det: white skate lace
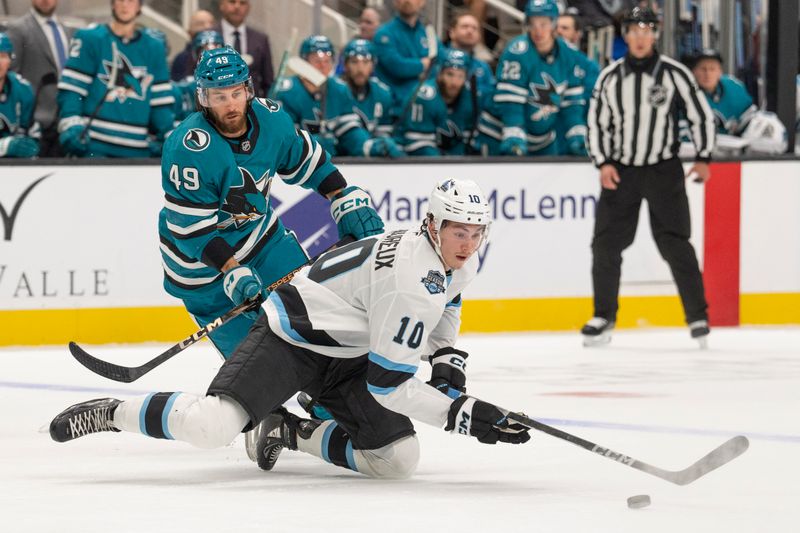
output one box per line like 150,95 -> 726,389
68,406 -> 115,438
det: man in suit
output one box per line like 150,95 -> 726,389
6,0 -> 73,157
215,0 -> 273,97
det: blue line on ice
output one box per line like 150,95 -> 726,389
5,379 -> 798,444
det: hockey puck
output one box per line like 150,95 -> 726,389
627,494 -> 651,509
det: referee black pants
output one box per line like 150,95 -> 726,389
590,158 -> 708,324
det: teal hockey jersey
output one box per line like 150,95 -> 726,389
492,35 -> 587,155
0,71 -> 36,138
373,15 -> 436,103
158,97 -> 344,295
171,76 -> 197,125
58,24 -> 175,157
274,75 -> 373,157
703,75 -> 757,134
395,79 -> 478,156
347,77 -> 395,138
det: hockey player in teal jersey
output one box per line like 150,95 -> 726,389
159,46 -> 384,360
395,48 -> 480,156
341,38 -> 398,141
57,0 -> 175,157
373,0 -> 437,104
274,35 -> 402,158
478,0 -> 588,156
0,32 -> 39,158
691,49 -> 757,135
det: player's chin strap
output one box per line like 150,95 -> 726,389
424,224 -> 448,268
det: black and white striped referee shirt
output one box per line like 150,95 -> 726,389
588,53 -> 716,167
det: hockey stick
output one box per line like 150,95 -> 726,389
286,56 -> 330,135
79,40 -> 119,143
392,24 -> 438,128
505,411 -> 749,486
267,27 -> 298,100
68,236 -> 355,383
464,71 -> 479,155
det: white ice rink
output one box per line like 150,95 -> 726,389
2,327 -> 798,533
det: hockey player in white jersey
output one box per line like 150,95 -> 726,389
50,179 -> 530,479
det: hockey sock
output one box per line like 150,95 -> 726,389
113,392 -> 183,439
296,420 -> 358,472
114,393 -> 249,448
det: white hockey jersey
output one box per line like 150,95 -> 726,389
263,229 -> 478,428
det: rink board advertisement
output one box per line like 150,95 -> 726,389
0,160 -> 798,345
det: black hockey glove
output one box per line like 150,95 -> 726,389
445,396 -> 530,445
427,347 -> 468,399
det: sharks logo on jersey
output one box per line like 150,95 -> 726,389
182,129 -> 211,152
353,105 -> 376,133
0,113 -> 12,136
300,107 -> 324,135
100,51 -> 154,103
436,120 -> 462,152
528,73 -> 565,121
219,167 -> 270,229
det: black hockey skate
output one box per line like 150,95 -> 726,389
689,320 -> 710,349
581,317 -> 615,347
256,407 -> 321,471
49,398 -> 121,442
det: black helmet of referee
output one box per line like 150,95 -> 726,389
622,6 -> 659,30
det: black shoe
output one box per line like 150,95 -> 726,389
255,407 -> 321,471
581,317 -> 615,346
689,320 -> 710,349
50,398 -> 121,443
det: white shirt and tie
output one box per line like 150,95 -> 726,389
220,19 -> 248,55
31,9 -> 69,70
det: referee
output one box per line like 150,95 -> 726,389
583,6 -> 716,348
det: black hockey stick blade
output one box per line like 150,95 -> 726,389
506,412 -> 749,486
68,299 -> 259,383
67,236 -> 355,383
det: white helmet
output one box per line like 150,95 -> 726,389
742,111 -> 787,154
426,178 -> 491,259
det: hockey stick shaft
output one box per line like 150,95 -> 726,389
267,27 -> 298,100
392,25 -> 438,128
505,411 -> 749,485
80,41 -> 118,142
69,236 -> 355,383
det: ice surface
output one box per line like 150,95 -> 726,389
2,327 -> 798,532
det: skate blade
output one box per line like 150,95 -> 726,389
583,333 -> 612,347
244,421 -> 264,462
696,336 -> 709,350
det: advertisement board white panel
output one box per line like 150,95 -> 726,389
0,162 -> 709,311
740,161 -> 800,293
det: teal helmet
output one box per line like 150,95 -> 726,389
525,0 -> 560,20
195,46 -> 254,107
300,35 -> 335,58
440,48 -> 468,71
193,30 -> 224,53
342,38 -> 374,62
144,27 -> 169,55
0,32 -> 14,57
